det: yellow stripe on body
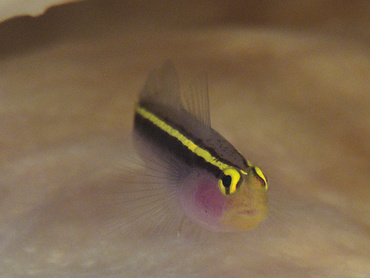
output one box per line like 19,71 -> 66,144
135,105 -> 248,175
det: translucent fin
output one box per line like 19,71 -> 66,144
93,148 -> 184,239
91,143 -> 221,242
182,74 -> 211,128
139,60 -> 182,111
140,61 -> 211,129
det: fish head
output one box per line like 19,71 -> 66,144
180,166 -> 268,232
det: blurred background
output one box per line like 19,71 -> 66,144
0,1 -> 369,277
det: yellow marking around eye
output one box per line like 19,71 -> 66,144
136,105 -> 248,175
224,168 -> 241,195
254,166 -> 268,189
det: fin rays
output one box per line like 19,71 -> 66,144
140,61 -> 211,129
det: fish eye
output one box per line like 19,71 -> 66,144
222,175 -> 232,187
218,168 -> 241,196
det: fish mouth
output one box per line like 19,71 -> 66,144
220,207 -> 265,231
237,209 -> 256,216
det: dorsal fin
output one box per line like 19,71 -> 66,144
182,75 -> 211,128
139,61 -> 182,112
139,61 -> 211,129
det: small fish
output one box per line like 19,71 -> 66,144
129,61 -> 268,233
